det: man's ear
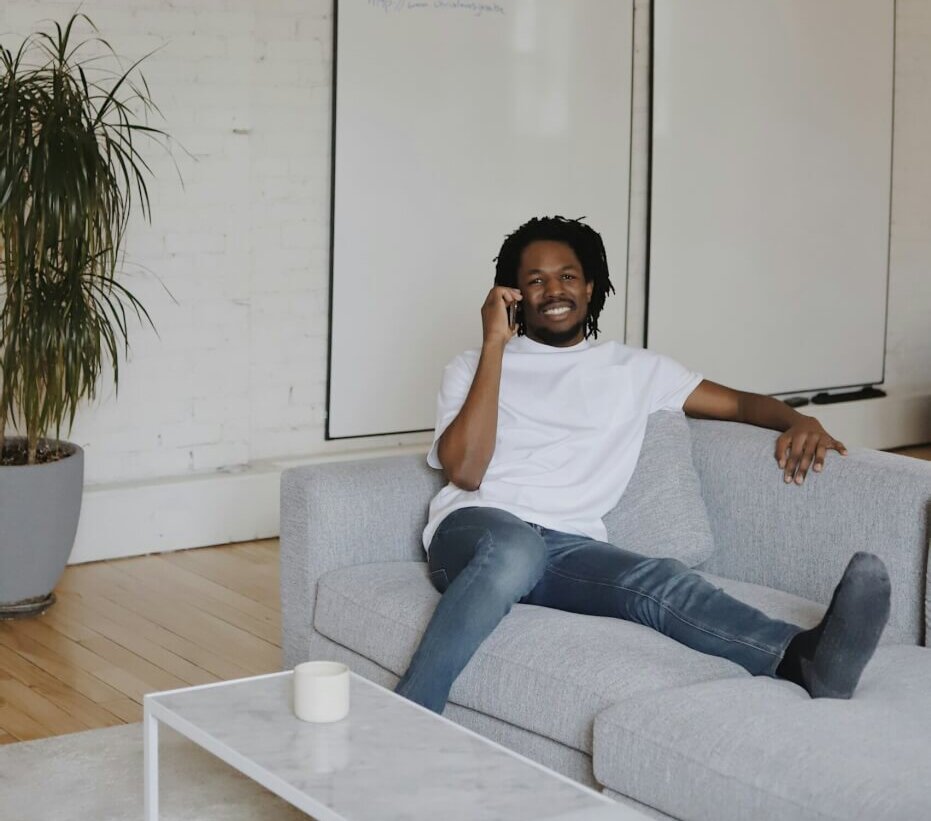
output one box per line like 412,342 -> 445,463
586,280 -> 594,300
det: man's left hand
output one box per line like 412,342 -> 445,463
775,418 -> 847,485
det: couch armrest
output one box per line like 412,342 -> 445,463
280,453 -> 442,668
687,418 -> 931,645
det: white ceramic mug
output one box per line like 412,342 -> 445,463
293,661 -> 350,723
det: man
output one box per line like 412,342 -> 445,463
394,215 -> 891,715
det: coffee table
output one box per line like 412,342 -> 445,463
144,669 -> 651,820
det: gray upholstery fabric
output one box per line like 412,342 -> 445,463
313,560 -> 757,754
280,414 -> 719,669
280,420 -> 931,820
593,644 -> 931,821
306,631 -> 599,789
687,418 -> 931,646
280,452 -> 441,669
604,411 -> 716,567
600,790 -> 678,821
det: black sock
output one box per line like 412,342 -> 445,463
776,623 -> 822,686
775,552 -> 890,699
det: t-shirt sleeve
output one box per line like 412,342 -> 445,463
427,354 -> 476,470
644,349 -> 704,414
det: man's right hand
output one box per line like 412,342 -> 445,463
482,286 -> 523,347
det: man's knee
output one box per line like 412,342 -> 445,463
476,517 -> 547,597
634,556 -> 691,588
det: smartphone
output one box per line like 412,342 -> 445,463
507,302 -> 519,329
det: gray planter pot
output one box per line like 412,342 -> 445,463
0,438 -> 84,618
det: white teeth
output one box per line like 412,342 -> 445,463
543,306 -> 571,316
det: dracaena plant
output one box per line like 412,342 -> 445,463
0,13 -> 169,465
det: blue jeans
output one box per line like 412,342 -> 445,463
395,506 -> 801,713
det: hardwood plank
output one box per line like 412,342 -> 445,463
108,559 -> 280,645
0,644 -> 125,730
0,620 -> 159,704
2,619 -> 111,673
162,548 -> 278,604
0,701 -> 49,742
78,635 -> 189,693
32,607 -> 99,643
117,552 -> 279,624
0,679 -> 87,735
54,589 -> 254,682
0,625 -> 125,704
235,540 -> 279,560
47,595 -> 218,687
99,697 -> 143,723
0,538 -> 283,741
60,564 -> 280,673
888,443 -> 931,461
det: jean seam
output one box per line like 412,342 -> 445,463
542,564 -> 782,658
404,528 -> 495,694
435,523 -> 491,537
428,567 -> 449,588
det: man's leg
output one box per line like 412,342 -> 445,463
523,532 -> 798,676
775,551 -> 890,698
394,507 -> 547,713
523,531 -> 890,696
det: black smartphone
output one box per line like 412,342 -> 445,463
507,302 -> 519,329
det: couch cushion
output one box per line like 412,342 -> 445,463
603,411 -> 716,567
312,561 -> 828,754
593,644 -> 931,821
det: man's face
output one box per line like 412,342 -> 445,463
516,240 -> 594,347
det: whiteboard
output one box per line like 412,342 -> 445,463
648,0 -> 893,396
328,0 -> 634,439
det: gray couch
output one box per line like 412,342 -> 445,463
280,415 -> 931,821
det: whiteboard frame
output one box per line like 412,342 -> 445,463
326,0 -> 636,440
645,0 -> 895,398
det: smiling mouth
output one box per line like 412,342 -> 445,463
541,304 -> 573,319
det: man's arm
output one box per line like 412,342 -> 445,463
437,285 -> 522,491
682,379 -> 847,485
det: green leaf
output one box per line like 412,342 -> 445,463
0,12 -> 177,447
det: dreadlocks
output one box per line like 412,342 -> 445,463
492,215 -> 616,339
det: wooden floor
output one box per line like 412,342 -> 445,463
1,443 -> 929,745
0,540 -> 280,745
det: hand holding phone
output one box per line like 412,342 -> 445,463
482,287 -> 522,345
507,301 -> 519,330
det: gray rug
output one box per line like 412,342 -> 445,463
0,722 -> 310,820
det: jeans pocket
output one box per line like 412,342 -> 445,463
428,567 -> 450,594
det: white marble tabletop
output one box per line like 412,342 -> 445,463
149,670 -> 644,821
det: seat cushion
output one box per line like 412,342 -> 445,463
603,410 -> 716,567
313,561 -> 825,755
593,644 -> 931,821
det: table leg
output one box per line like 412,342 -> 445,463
144,705 -> 159,821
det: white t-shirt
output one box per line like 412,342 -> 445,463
422,334 -> 703,552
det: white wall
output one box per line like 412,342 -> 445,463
1,0 -> 928,559
3,0 -> 432,490
886,0 -> 931,391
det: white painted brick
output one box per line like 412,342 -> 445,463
2,0 -> 926,492
156,421 -> 225,449
190,441 -> 250,472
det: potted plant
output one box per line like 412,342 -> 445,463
0,14 -> 169,617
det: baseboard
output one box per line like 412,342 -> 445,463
68,385 -> 931,564
802,384 -> 931,451
67,444 -> 430,564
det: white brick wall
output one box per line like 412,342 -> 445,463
2,0 -> 928,490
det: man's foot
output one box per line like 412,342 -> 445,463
776,552 -> 891,699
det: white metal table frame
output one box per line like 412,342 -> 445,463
143,670 -> 632,821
